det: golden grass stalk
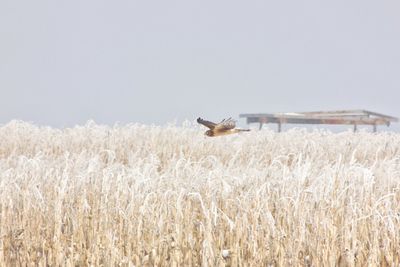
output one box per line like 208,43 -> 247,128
0,121 -> 399,266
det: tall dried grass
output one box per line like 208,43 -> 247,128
0,121 -> 400,266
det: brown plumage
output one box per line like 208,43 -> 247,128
197,117 -> 250,137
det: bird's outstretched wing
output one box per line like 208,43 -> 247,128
215,118 -> 236,131
197,117 -> 217,129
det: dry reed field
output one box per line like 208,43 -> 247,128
0,121 -> 400,266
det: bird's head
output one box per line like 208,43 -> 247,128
205,130 -> 214,137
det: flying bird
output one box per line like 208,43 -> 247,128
197,117 -> 250,137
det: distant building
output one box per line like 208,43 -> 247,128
240,110 -> 399,132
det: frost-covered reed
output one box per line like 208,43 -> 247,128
0,121 -> 399,266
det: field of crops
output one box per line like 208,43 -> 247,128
0,121 -> 399,266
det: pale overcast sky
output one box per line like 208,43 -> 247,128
1,1 -> 399,131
